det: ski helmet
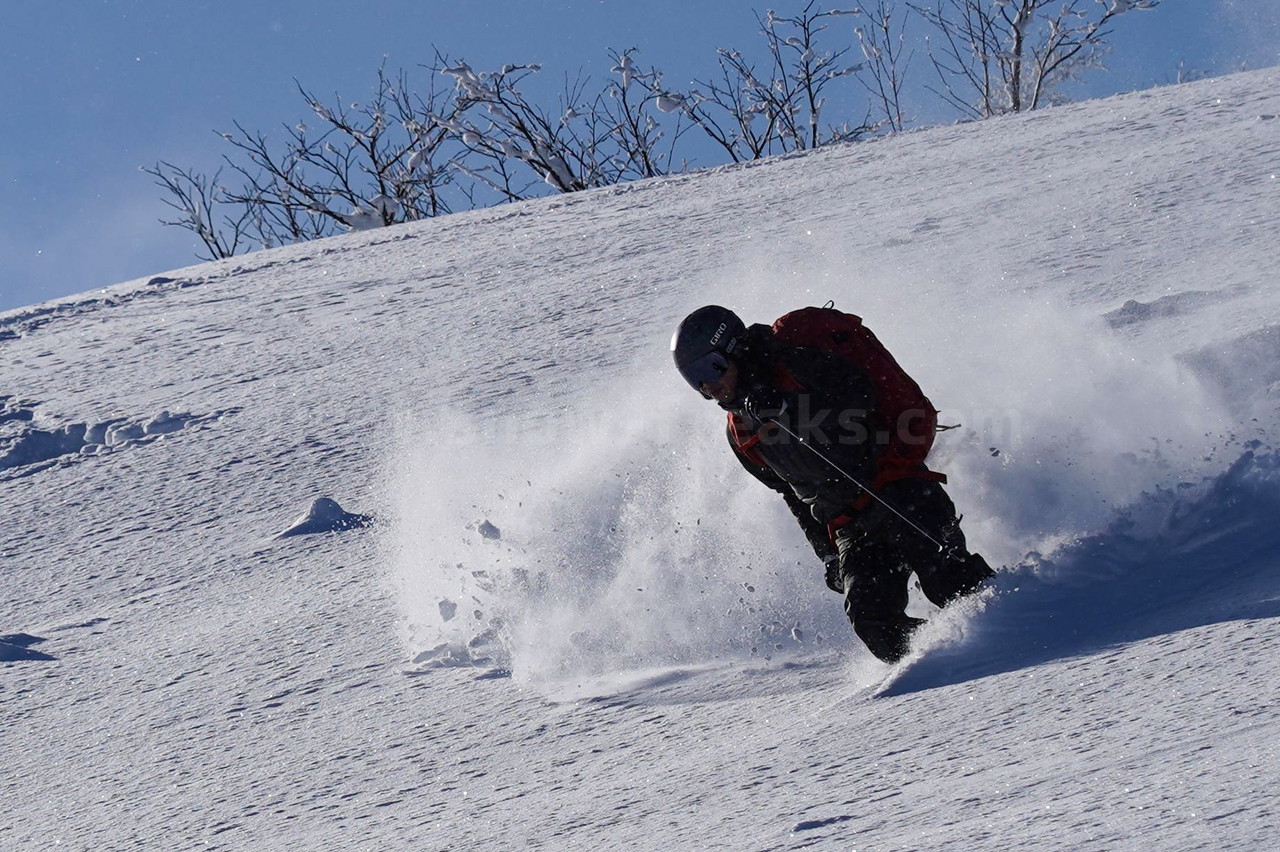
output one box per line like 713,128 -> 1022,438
671,305 -> 746,391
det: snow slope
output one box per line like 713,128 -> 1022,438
2,68 -> 1279,849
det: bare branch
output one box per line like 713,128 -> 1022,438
142,162 -> 252,260
910,0 -> 1159,117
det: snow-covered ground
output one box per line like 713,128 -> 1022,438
2,68 -> 1279,849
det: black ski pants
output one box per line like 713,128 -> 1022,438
833,478 -> 993,663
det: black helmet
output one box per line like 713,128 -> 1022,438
671,305 -> 745,391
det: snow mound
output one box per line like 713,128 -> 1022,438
275,497 -> 373,539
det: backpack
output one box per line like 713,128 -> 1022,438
769,305 -> 941,480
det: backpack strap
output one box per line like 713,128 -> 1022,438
727,412 -> 775,467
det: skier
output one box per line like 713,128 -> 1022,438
671,304 -> 993,663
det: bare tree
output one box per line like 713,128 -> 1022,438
438,60 -> 587,198
435,49 -> 683,203
912,0 -> 1160,118
150,60 -> 468,253
854,1 -> 915,133
660,2 -> 876,162
217,60 -> 467,246
595,49 -> 687,180
150,51 -> 685,255
150,3 -> 1167,261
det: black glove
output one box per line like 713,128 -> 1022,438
823,554 -> 844,594
743,387 -> 788,422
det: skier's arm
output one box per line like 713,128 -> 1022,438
782,491 -> 839,562
727,434 -> 837,561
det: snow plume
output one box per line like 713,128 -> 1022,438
701,236 -> 1244,572
383,233 -> 1258,687
382,363 -> 853,687
918,296 -> 1238,567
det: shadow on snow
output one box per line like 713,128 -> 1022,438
883,449 -> 1280,696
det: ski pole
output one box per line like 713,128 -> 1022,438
764,416 -> 946,553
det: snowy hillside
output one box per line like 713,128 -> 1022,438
3,68 -> 1279,849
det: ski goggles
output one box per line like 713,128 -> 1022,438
679,350 -> 730,391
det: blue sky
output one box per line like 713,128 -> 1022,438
2,0 -> 1277,312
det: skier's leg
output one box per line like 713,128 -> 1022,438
835,524 -> 923,663
886,480 -> 994,607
